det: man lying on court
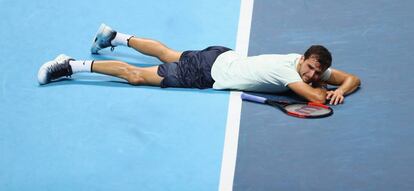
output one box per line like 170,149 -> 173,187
37,24 -> 361,105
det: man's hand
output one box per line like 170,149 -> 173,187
324,68 -> 361,105
326,89 -> 344,105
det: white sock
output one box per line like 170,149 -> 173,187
69,60 -> 93,73
111,32 -> 133,47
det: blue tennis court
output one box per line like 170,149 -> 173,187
1,0 -> 414,190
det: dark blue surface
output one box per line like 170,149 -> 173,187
234,0 -> 414,190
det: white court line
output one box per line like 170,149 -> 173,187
218,0 -> 254,191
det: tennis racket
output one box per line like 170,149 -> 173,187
241,93 -> 333,118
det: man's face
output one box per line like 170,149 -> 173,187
298,55 -> 325,83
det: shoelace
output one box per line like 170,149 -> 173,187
109,31 -> 117,52
48,61 -> 72,79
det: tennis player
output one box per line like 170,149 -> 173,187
37,24 -> 361,105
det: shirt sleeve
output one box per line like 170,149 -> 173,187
277,66 -> 302,86
321,68 -> 332,81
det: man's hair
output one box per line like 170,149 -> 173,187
304,45 -> 332,70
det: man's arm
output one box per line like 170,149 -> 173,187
324,68 -> 361,105
287,69 -> 361,104
288,82 -> 328,103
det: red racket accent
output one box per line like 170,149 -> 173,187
308,102 -> 329,109
287,111 -> 305,118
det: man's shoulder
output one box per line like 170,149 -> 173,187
253,53 -> 302,57
250,53 -> 302,64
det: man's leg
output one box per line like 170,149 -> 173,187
37,54 -> 163,86
92,60 -> 163,86
128,37 -> 182,63
91,24 -> 182,63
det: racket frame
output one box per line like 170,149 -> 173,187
242,93 -> 333,118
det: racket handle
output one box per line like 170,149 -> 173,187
241,93 -> 267,103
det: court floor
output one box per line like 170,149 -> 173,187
1,0 -> 414,191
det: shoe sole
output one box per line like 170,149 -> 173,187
90,23 -> 108,54
38,61 -> 53,85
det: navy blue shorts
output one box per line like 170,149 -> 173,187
157,46 -> 231,89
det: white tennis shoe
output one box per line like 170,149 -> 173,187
90,23 -> 117,54
37,54 -> 74,85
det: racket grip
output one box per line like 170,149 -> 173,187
241,93 -> 267,103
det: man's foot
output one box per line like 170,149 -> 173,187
90,23 -> 117,54
37,54 -> 74,85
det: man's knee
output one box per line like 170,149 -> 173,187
126,69 -> 145,85
127,77 -> 144,85
125,66 -> 162,86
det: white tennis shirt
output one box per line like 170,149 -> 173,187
211,51 -> 331,93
